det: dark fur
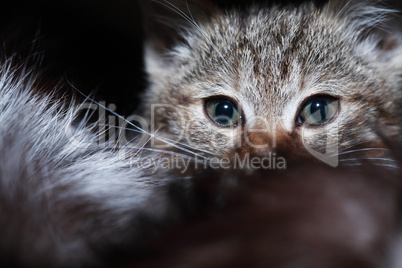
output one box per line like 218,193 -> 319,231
129,161 -> 402,268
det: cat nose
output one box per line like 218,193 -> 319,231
245,132 -> 275,150
243,130 -> 297,159
237,132 -> 276,158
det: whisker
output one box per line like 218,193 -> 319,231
372,163 -> 399,169
99,124 -> 145,135
98,124 -> 216,156
335,0 -> 353,19
136,127 -> 163,153
339,157 -> 397,162
343,162 -> 399,169
336,140 -> 373,152
68,82 -> 211,160
126,147 -> 203,163
333,147 -> 390,157
185,0 -> 195,22
156,136 -> 215,156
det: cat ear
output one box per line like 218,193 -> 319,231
325,0 -> 402,75
140,0 -> 217,82
323,0 -> 398,39
140,0 -> 216,53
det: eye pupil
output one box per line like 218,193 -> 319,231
298,96 -> 338,126
215,101 -> 234,124
205,98 -> 240,127
310,100 -> 327,121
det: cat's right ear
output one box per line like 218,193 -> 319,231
140,0 -> 216,53
140,0 -> 217,82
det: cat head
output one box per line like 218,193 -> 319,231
140,0 -> 402,167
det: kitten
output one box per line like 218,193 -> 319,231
0,0 -> 401,267
135,0 -> 402,266
141,0 -> 402,169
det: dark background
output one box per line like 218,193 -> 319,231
0,0 -> 399,115
0,0 -> 146,115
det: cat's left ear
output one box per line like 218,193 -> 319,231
368,25 -> 402,84
367,3 -> 402,66
327,0 -> 402,74
338,1 -> 402,82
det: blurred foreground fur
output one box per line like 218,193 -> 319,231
132,160 -> 402,268
0,62 -> 184,267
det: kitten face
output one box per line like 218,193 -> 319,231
142,1 -> 402,165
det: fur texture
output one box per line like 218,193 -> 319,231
142,0 -> 402,166
0,63 -> 181,266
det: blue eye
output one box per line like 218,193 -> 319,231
298,96 -> 339,126
205,98 -> 240,127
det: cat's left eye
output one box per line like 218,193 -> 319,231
298,96 -> 339,126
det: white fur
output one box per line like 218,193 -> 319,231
0,63 -> 176,266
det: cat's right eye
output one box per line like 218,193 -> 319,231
205,98 -> 241,127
